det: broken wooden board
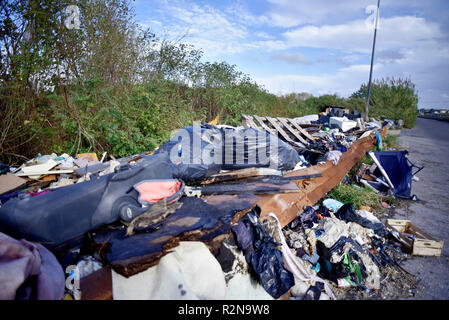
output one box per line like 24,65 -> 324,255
241,115 -> 324,153
0,173 -> 27,195
255,126 -> 387,228
80,266 -> 113,300
198,178 -> 300,195
253,115 -> 276,134
265,116 -> 307,149
15,169 -> 74,177
91,194 -> 259,278
201,169 -> 322,186
200,167 -> 281,185
287,118 -> 316,141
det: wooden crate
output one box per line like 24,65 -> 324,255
386,219 -> 444,256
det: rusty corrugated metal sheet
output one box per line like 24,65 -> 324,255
257,127 -> 387,228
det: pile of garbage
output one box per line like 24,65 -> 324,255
271,108 -> 390,167
0,107 -> 415,300
278,198 -> 419,299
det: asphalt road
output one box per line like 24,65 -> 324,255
390,118 -> 449,300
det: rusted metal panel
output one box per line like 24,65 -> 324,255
80,266 -> 113,300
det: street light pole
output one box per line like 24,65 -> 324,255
365,0 -> 381,122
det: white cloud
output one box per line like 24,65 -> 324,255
257,39 -> 449,108
264,0 -> 433,28
226,2 -> 270,26
283,16 -> 443,53
266,0 -> 373,27
152,2 -> 249,57
136,0 -> 449,107
255,63 -> 374,97
253,39 -> 289,51
256,32 -> 273,39
271,52 -> 312,65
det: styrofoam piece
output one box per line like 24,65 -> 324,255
329,117 -> 357,132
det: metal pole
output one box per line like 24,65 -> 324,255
365,0 -> 380,122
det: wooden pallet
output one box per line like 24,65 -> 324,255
242,115 -> 322,153
387,219 -> 444,256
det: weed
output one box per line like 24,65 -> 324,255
327,183 -> 383,210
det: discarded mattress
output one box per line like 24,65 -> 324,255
111,241 -> 227,300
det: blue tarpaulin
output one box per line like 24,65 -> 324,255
369,150 -> 423,199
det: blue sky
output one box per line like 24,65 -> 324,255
133,0 -> 449,109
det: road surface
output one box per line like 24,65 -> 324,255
390,117 -> 449,300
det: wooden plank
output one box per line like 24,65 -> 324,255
15,169 -> 74,177
253,115 -> 276,134
91,195 -> 259,279
265,116 -> 292,141
198,179 -> 300,195
408,225 -> 437,241
288,118 -> 315,141
200,167 -> 281,185
277,117 -> 310,146
242,115 -> 259,129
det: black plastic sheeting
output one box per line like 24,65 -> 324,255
231,206 -> 294,299
155,123 -> 301,182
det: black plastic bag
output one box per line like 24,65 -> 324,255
156,124 -> 301,183
232,206 -> 294,298
220,127 -> 300,171
155,124 -> 223,182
